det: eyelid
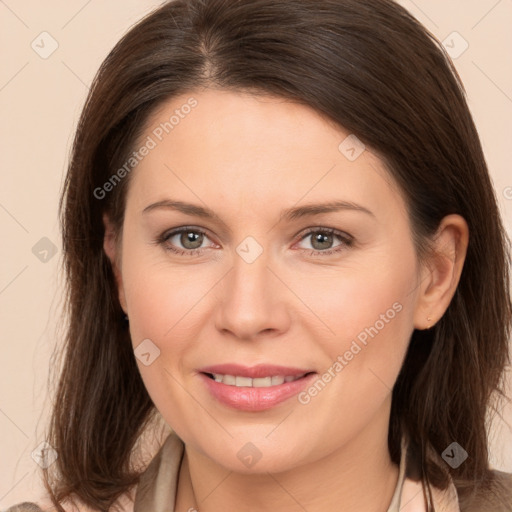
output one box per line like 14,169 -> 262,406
157,225 -> 217,250
156,225 -> 354,256
292,226 -> 354,254
294,226 -> 353,243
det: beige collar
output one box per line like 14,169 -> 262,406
387,434 -> 460,512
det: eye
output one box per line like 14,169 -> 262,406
156,226 -> 216,255
295,228 -> 353,256
155,226 -> 353,257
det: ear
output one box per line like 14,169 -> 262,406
413,214 -> 469,330
103,213 -> 128,314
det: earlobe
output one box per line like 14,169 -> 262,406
102,213 -> 128,314
413,214 -> 469,330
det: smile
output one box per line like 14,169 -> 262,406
198,365 -> 317,411
205,373 -> 309,387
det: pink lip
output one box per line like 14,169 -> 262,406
197,364 -> 317,411
198,363 -> 313,378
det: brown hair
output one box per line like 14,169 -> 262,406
44,0 -> 511,510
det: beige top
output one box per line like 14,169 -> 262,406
133,431 -> 461,512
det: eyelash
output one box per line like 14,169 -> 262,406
154,226 -> 354,258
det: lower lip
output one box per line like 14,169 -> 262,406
199,372 -> 317,411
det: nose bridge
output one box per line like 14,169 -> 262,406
215,240 -> 289,339
233,244 -> 270,299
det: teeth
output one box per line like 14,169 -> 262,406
222,374 -> 236,385
210,373 -> 306,387
253,377 -> 272,387
235,376 -> 252,387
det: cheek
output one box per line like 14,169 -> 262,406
120,248 -> 218,430
290,283 -> 415,445
293,247 -> 417,403
294,246 -> 416,350
121,241 -> 215,351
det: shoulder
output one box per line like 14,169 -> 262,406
492,469 -> 512,485
457,470 -> 512,512
3,504 -> 44,512
4,487 -> 136,512
491,470 -> 512,500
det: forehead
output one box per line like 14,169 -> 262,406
125,88 -> 407,222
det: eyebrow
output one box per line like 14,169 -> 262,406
142,199 -> 374,221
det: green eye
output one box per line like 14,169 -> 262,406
155,226 -> 353,258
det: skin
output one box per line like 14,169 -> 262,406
103,89 -> 469,512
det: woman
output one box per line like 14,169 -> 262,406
7,0 -> 512,510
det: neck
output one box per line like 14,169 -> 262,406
175,398 -> 399,512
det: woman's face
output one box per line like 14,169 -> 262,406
110,89 -> 426,473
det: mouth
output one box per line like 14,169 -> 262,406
202,372 -> 314,387
197,364 -> 317,411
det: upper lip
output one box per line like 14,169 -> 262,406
198,364 -> 315,379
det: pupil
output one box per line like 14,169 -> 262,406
181,231 -> 203,249
312,232 -> 332,250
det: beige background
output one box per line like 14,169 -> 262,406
1,0 -> 511,508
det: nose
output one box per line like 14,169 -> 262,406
214,248 -> 291,341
